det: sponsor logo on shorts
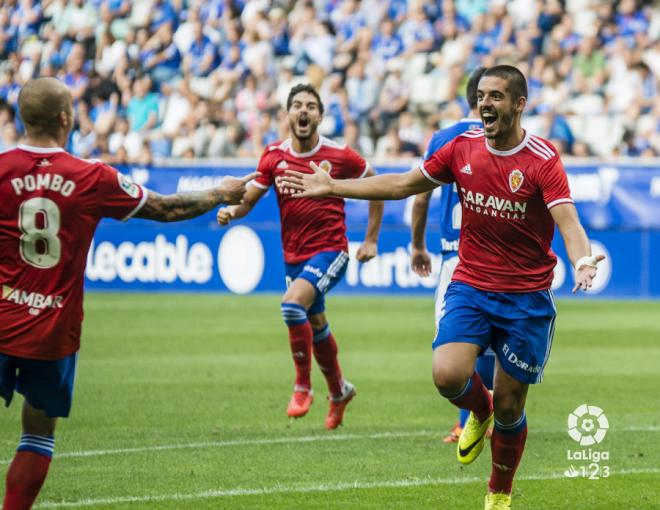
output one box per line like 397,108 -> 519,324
502,343 -> 541,374
303,265 -> 324,278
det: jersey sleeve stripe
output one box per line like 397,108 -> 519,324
358,162 -> 370,179
526,144 -> 551,161
546,197 -> 574,209
250,180 -> 269,189
530,136 -> 555,157
419,164 -> 447,185
122,186 -> 149,221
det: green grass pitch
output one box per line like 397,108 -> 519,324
1,294 -> 658,509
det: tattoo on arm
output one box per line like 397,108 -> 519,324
135,190 -> 224,222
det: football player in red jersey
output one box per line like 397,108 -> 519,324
0,78 -> 255,510
281,66 -> 603,510
217,84 -> 383,429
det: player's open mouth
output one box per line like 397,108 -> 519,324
298,117 -> 310,129
481,112 -> 497,128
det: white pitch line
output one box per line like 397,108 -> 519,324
2,426 -> 659,466
0,430 -> 436,465
34,468 -> 660,509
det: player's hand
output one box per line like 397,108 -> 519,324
572,254 -> 605,293
280,162 -> 333,198
219,172 -> 258,205
411,248 -> 432,277
356,241 -> 378,262
217,206 -> 236,226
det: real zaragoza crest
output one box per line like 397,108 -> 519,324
508,169 -> 524,193
318,160 -> 333,175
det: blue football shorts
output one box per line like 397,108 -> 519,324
433,281 -> 556,384
0,352 -> 78,418
285,250 -> 349,315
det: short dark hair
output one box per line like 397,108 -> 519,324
466,66 -> 487,109
286,84 -> 324,115
481,65 -> 528,101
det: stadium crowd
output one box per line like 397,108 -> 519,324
0,0 -> 659,164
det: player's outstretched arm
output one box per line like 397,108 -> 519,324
356,166 -> 384,262
410,191 -> 433,277
136,172 -> 257,222
551,203 -> 605,292
217,184 -> 267,226
281,163 -> 440,200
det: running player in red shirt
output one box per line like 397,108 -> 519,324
217,84 -> 383,430
281,66 -> 603,510
0,78 -> 255,510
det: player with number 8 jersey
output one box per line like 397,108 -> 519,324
1,77 -> 255,510
0,146 -> 148,359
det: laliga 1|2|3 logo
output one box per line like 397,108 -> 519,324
564,404 -> 610,480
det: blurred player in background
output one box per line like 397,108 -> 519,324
280,66 -> 604,509
0,77 -> 254,510
410,67 -> 495,444
217,84 -> 383,430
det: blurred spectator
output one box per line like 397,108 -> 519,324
398,2 -> 435,55
617,128 -> 657,157
345,59 -> 379,122
375,124 -> 421,158
13,0 -> 42,40
537,107 -> 575,155
70,102 -> 98,158
149,0 -> 178,34
143,27 -> 181,88
95,29 -> 127,78
371,18 -> 404,64
235,72 -> 268,136
573,35 -> 606,95
0,121 -> 18,151
182,21 -> 217,77
89,91 -> 119,136
320,73 -> 350,138
127,75 -> 159,133
54,0 -> 97,51
343,119 -> 374,157
61,43 -> 89,102
290,19 -> 335,74
615,0 -> 649,47
398,110 -> 423,149
369,66 -> 409,137
269,7 -> 290,56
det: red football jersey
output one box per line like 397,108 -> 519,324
253,136 -> 369,264
421,130 -> 573,292
0,145 -> 147,360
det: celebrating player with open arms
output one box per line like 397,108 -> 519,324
0,77 -> 255,510
217,84 -> 383,430
281,66 -> 603,509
